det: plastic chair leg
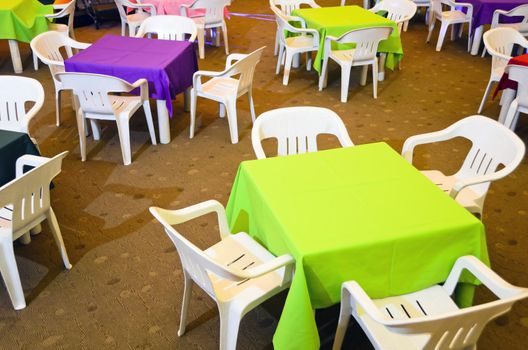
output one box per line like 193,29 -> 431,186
0,238 -> 26,310
115,116 -> 132,165
178,273 -> 193,336
121,22 -> 126,36
222,22 -> 229,55
283,51 -> 293,86
218,304 -> 241,350
436,22 -> 449,51
478,80 -> 494,114
319,57 -> 329,91
372,62 -> 378,99
503,100 -> 520,131
33,52 -> 39,71
274,29 -> 279,56
219,102 -> 225,118
55,90 -> 62,127
332,292 -> 352,350
189,90 -> 197,138
276,45 -> 285,75
143,101 -> 157,145
47,208 -> 72,270
197,27 -> 205,59
225,99 -> 239,144
76,112 -> 87,162
306,52 -> 312,71
248,91 -> 256,123
340,64 -> 352,103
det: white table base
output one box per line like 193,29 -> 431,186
470,25 -> 484,56
156,87 -> 191,144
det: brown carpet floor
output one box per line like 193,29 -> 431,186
0,0 -> 527,348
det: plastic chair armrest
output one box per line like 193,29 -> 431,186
231,254 -> 294,280
193,70 -> 226,90
442,256 -> 528,299
342,281 -> 392,324
68,40 -> 91,50
130,78 -> 149,102
226,53 -> 248,68
401,128 -> 457,163
16,155 -> 49,178
449,165 -> 521,198
149,200 -> 231,238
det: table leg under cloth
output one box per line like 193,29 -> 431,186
470,25 -> 484,56
8,40 -> 22,74
156,88 -> 191,144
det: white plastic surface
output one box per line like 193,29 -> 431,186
0,152 -> 72,310
114,0 -> 156,36
136,15 -> 198,42
251,106 -> 354,158
426,0 -> 473,52
369,0 -> 417,33
190,47 -> 265,144
503,65 -> 528,131
149,200 -> 294,350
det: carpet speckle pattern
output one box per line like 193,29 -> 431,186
0,0 -> 527,349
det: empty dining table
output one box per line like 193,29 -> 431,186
0,0 -> 52,73
226,142 -> 488,350
64,35 -> 198,144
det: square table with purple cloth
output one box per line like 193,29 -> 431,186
64,35 -> 198,117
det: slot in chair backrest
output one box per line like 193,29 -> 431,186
225,47 -> 265,96
0,76 -> 44,134
330,26 -> 393,62
448,116 -> 525,196
252,107 -> 354,158
371,0 -> 417,32
149,206 -> 240,298
508,64 -> 528,108
186,0 -> 230,26
492,4 -> 528,30
0,152 -> 67,234
57,72 -> 137,115
270,0 -> 318,15
483,27 -> 528,73
136,15 -> 198,41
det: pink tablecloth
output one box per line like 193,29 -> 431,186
132,0 -> 229,18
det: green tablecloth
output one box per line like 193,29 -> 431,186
226,143 -> 488,350
292,5 -> 404,73
0,0 -> 52,43
0,130 -> 40,186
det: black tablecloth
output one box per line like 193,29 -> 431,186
0,130 -> 40,187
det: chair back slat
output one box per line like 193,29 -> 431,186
0,152 -> 67,234
136,15 -> 197,41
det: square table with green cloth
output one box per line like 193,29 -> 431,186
226,142 -> 488,350
0,130 -> 41,187
0,0 -> 52,43
291,5 -> 403,74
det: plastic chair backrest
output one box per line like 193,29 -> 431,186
0,76 -> 44,134
483,27 -> 527,73
371,0 -> 417,29
270,0 -> 317,15
149,207 -> 240,298
430,0 -> 456,17
225,47 -> 265,95
508,65 -> 528,108
114,0 -> 143,21
187,0 -> 230,26
331,27 -> 393,61
0,152 -> 67,234
252,106 -> 354,158
52,0 -> 76,30
493,4 -> 528,29
57,72 -> 135,115
31,31 -> 75,78
136,15 -> 197,41
449,116 -> 525,196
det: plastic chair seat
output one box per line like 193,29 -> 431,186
421,170 -> 482,213
440,10 -> 468,22
127,11 -> 150,25
357,285 -> 460,350
285,35 -> 316,49
330,49 -> 376,66
199,77 -> 239,101
205,232 -> 285,302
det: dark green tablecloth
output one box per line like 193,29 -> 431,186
0,130 -> 40,186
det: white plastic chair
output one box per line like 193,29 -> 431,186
31,31 -> 91,127
136,15 -> 198,41
0,151 -> 72,310
114,0 -> 156,36
180,0 -> 231,59
251,106 -> 354,159
0,76 -> 44,139
190,47 -> 265,144
503,65 -> 528,131
426,0 -> 473,52
332,255 -> 528,350
369,0 -> 417,34
408,0 -> 431,29
481,5 -> 528,57
57,72 -> 157,166
272,7 -> 319,85
149,200 -> 294,350
478,27 -> 528,113
318,26 -> 393,102
269,0 -> 320,55
401,115 -> 526,216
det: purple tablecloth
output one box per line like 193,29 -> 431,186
65,35 -> 198,116
464,0 -> 527,32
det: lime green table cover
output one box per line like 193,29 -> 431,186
291,5 -> 404,73
0,0 -> 52,43
226,143 -> 488,350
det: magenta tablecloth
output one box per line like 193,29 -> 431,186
64,35 -> 198,116
464,0 -> 527,32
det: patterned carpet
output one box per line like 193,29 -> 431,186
0,0 -> 527,348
